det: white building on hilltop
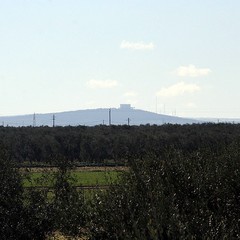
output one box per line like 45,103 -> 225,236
119,104 -> 133,110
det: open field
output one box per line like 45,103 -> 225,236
22,166 -> 126,188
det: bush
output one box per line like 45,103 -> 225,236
50,156 -> 86,237
0,148 -> 25,239
89,147 -> 240,239
0,146 -> 53,239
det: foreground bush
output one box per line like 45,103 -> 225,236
0,151 -> 86,239
0,148 -> 52,239
50,157 -> 86,236
0,149 -> 26,239
89,146 -> 240,239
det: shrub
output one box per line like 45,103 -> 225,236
0,146 -> 53,239
51,156 -> 86,237
0,148 -> 25,239
89,147 -> 240,239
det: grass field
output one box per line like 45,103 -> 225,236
22,167 -> 124,188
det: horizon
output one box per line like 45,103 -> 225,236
1,104 -> 240,121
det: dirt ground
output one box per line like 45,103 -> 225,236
19,166 -> 128,173
47,231 -> 89,240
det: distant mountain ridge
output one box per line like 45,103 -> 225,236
0,105 -> 201,127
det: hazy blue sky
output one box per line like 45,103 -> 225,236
0,0 -> 239,118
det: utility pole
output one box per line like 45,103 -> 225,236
109,109 -> 111,126
33,113 -> 36,127
52,114 -> 55,127
127,118 -> 130,126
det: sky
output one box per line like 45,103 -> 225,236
0,0 -> 240,118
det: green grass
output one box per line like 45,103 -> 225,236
22,170 -> 120,188
71,171 -> 119,186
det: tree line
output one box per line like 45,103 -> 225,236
0,123 -> 240,165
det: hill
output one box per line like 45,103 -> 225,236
0,105 -> 201,127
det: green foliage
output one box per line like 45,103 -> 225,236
50,156 -> 86,236
0,148 -> 25,239
22,189 -> 53,239
89,147 -> 240,239
1,123 -> 240,165
0,149 -> 87,239
2,124 -> 240,239
0,145 -> 55,239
